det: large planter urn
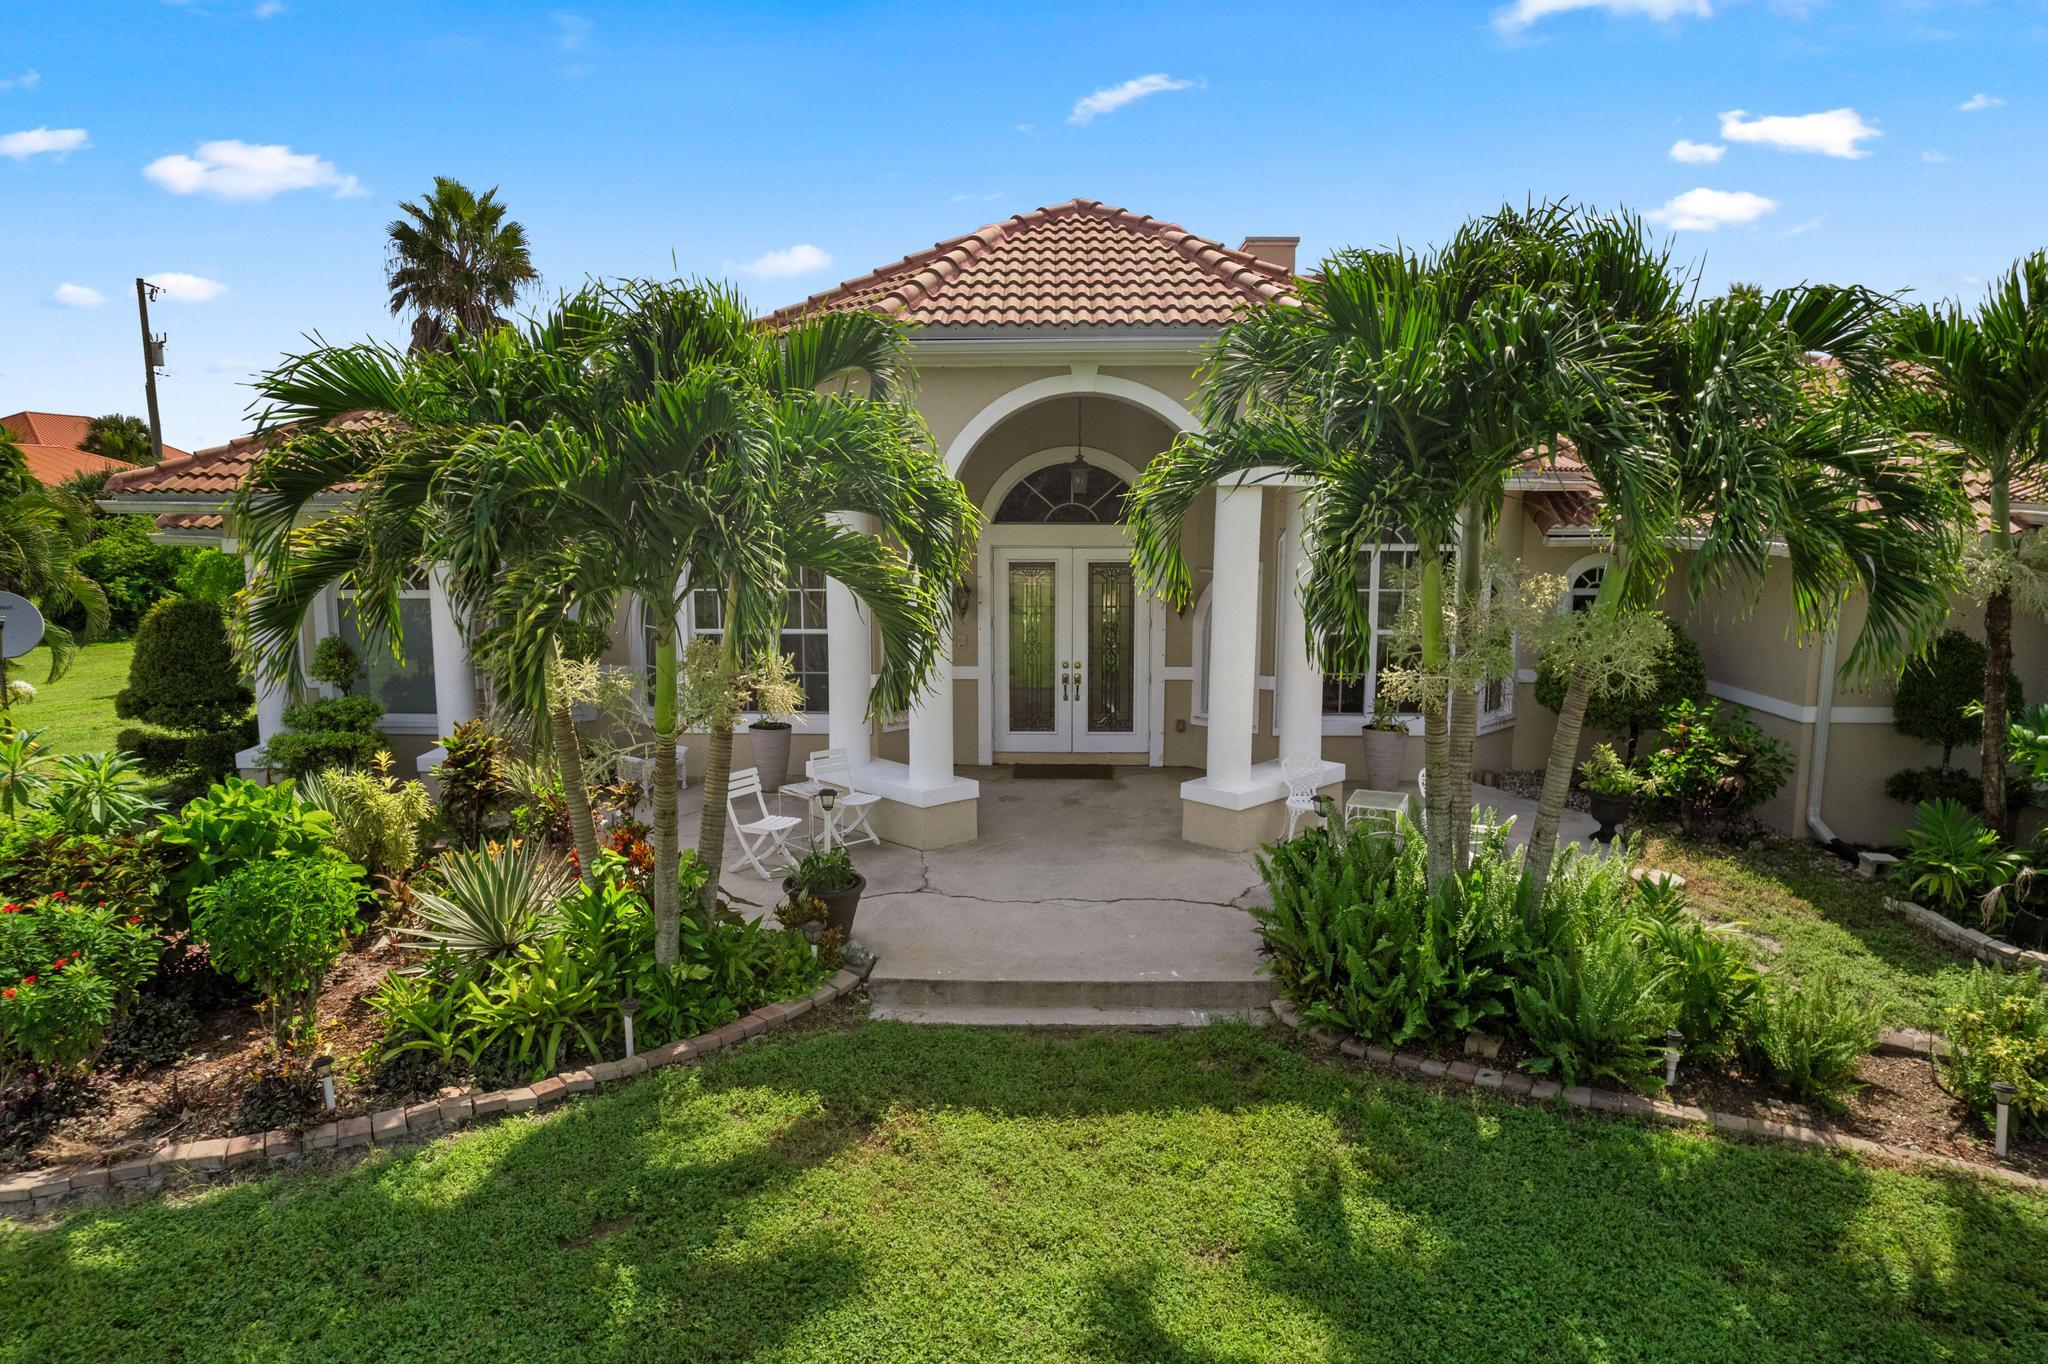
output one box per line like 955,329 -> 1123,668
783,871 -> 866,941
1361,726 -> 1406,792
1587,791 -> 1633,845
749,720 -> 792,793
2008,907 -> 2048,951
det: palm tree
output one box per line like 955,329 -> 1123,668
79,413 -> 156,466
450,281 -> 977,960
385,177 -> 539,355
1130,229 -> 1629,883
1892,255 -> 2048,838
0,430 -> 108,693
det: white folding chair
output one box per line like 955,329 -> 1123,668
1282,752 -> 1325,839
727,767 -> 801,879
806,747 -> 882,847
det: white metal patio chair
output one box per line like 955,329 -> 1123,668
806,747 -> 882,848
1282,752 -> 1325,839
727,767 -> 802,879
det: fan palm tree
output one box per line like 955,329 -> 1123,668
385,177 -> 539,355
448,281 -> 978,960
1130,225 -> 1640,883
1892,255 -> 2048,838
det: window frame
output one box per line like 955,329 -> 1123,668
320,581 -> 440,734
634,569 -> 833,734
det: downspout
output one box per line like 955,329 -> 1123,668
1805,627 -> 1840,847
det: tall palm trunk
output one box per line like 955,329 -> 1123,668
649,622 -> 684,965
692,573 -> 746,921
1523,658 -> 1593,910
1419,554 -> 1454,884
547,692 -> 601,888
1982,586 -> 2015,839
1443,512 -> 1484,872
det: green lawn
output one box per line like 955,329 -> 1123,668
3,1021 -> 2041,1363
1648,834 -> 1978,1030
5,641 -> 134,756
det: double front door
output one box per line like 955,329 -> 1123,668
994,547 -> 1149,753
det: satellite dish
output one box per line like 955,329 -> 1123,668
0,593 -> 46,659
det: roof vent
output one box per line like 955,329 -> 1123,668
1237,236 -> 1300,274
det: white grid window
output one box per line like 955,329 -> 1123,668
643,568 -> 831,713
1323,540 -> 1423,718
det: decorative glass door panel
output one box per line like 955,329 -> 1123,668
1085,562 -> 1135,735
1006,561 -> 1059,735
995,546 -> 1148,755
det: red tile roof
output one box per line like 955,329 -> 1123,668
2,411 -> 189,467
103,411 -> 389,502
765,199 -> 1296,330
15,445 -> 135,486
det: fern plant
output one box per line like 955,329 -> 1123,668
1741,974 -> 1879,1108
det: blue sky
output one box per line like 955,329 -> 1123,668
6,0 -> 2046,448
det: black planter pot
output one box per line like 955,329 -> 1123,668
2008,907 -> 2048,951
783,871 -> 866,941
1587,791 -> 1633,844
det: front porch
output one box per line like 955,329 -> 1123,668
690,765 -> 1600,1026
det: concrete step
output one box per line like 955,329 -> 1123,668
870,1003 -> 1272,1029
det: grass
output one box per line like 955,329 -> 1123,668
3,1020 -> 2042,1363
1647,833 -> 1978,1031
5,641 -> 134,756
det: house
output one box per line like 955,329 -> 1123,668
2,411 -> 184,487
99,200 -> 2048,851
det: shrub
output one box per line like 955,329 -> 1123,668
1939,966 -> 2048,1137
40,752 -> 161,836
1637,700 -> 1794,837
1892,798 -> 2019,922
0,812 -> 166,920
67,516 -> 192,637
297,756 -> 432,880
1635,889 -> 1760,1057
173,549 -> 246,605
397,843 -> 576,966
263,696 -> 387,778
786,844 -> 857,896
1885,765 -> 1986,812
0,894 -> 161,1075
157,777 -> 342,907
0,724 -> 53,817
1741,975 -> 1879,1107
1535,613 -> 1706,759
309,636 -> 360,696
1893,629 -> 2022,769
1577,742 -> 1640,798
1513,915 -> 1677,1092
190,855 -> 364,1050
437,719 -> 509,849
114,597 -> 255,792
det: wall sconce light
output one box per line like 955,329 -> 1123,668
953,577 -> 974,615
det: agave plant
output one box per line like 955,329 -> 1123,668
397,843 -> 576,965
41,751 -> 161,835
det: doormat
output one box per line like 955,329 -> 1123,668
1011,763 -> 1116,780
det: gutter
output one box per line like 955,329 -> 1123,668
1806,627 -> 1840,846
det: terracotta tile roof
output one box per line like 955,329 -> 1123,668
14,444 -> 135,487
2,411 -> 189,465
153,512 -> 223,533
764,199 -> 1296,330
103,412 -> 391,501
1524,490 -> 1601,535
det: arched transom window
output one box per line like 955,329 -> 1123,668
993,458 -> 1130,524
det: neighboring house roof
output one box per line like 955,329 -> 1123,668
765,199 -> 1296,330
2,410 -> 187,488
103,427 -> 271,498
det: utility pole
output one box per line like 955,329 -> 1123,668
134,277 -> 166,465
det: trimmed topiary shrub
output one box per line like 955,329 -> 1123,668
1535,612 -> 1706,759
114,597 -> 255,792
1893,629 -> 2023,769
262,695 -> 388,780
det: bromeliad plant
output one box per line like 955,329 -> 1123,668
1892,798 -> 2021,923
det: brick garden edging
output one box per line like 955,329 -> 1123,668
0,965 -> 873,1218
1270,998 -> 2048,1194
1882,897 -> 2048,975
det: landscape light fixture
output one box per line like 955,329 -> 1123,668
620,997 -> 639,1059
313,1055 -> 336,1112
1662,1030 -> 1683,1088
1992,1081 -> 2016,1158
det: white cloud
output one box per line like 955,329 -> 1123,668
736,244 -> 831,279
1669,138 -> 1725,163
1718,107 -> 1878,158
0,126 -> 88,159
1958,92 -> 2004,112
1646,187 -> 1778,231
1068,73 -> 1195,125
553,11 -> 591,49
0,70 -> 38,92
51,283 -> 104,308
1494,0 -> 1711,33
143,139 -> 363,201
146,272 -> 229,302
253,1 -> 284,16
1921,149 -> 1949,163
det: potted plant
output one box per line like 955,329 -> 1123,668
781,844 -> 864,939
745,662 -> 801,793
1360,693 -> 1407,791
1579,742 -> 1640,845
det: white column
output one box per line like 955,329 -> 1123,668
427,563 -> 477,736
1274,489 -> 1324,763
825,514 -> 875,766
907,665 -> 955,789
1204,480 -> 1263,790
237,546 -> 289,775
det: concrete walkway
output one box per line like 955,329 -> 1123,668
675,765 -> 1598,1027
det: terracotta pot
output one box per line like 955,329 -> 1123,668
1361,726 -> 1407,792
783,871 -> 866,941
1588,791 -> 1633,844
749,721 -> 792,792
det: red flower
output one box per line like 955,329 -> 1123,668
1,903 -> 17,913
126,916 -> 142,926
21,975 -> 34,985
2,989 -> 11,1000
50,890 -> 64,900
